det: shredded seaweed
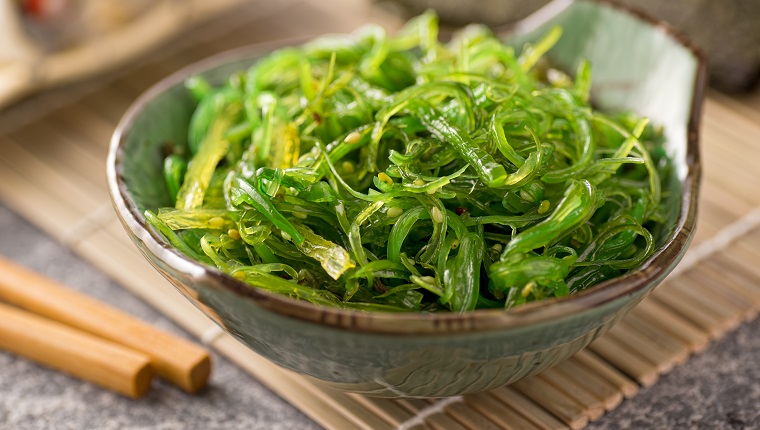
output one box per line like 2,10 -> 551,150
147,12 -> 669,313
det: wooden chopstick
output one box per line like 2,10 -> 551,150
0,302 -> 154,398
0,256 -> 211,393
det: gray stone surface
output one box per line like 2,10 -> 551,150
1,201 -> 759,429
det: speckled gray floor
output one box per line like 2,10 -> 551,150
1,201 -> 759,429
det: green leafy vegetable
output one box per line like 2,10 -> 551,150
147,12 -> 669,313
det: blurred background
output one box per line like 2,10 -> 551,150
1,0 -> 759,112
378,0 -> 760,93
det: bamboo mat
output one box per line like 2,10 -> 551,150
3,2 -> 760,429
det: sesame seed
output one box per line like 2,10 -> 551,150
538,200 -> 550,214
228,229 -> 241,240
341,161 -> 355,174
521,281 -> 535,298
419,276 -> 436,284
431,206 -> 445,223
344,131 -> 361,144
413,179 -> 426,187
387,207 -> 404,218
209,217 -> 225,229
378,172 -> 393,185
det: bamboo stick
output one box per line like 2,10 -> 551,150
606,322 -> 678,374
668,273 -> 750,318
704,99 -> 760,151
703,113 -> 760,158
314,386 -> 408,430
711,246 -> 760,277
691,222 -> 721,247
701,142 -> 760,190
312,387 -> 397,429
466,392 -> 540,430
698,142 -> 760,207
554,358 -> 624,410
0,257 -> 210,393
0,136 -> 104,215
348,395 -> 414,426
512,376 -> 588,430
538,369 -> 605,420
696,196 -> 742,232
488,387 -> 567,430
619,313 -> 690,365
629,299 -> 709,353
571,350 -> 639,398
678,270 -> 758,320
49,103 -> 118,148
0,155 -> 83,238
396,398 -> 431,413
445,401 -> 503,430
735,230 -> 760,261
426,412 -> 470,430
0,302 -> 153,398
79,86 -> 135,122
700,180 -> 753,218
586,336 -> 659,387
9,120 -> 107,180
710,252 -> 760,299
652,285 -> 737,337
707,91 -> 760,124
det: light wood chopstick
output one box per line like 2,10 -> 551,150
0,302 -> 154,398
0,256 -> 211,393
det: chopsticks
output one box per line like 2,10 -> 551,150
0,256 -> 211,398
0,302 -> 154,398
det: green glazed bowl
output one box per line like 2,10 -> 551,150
107,0 -> 706,398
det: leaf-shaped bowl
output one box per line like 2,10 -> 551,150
107,0 -> 705,397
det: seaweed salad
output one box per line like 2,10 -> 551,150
146,12 -> 670,313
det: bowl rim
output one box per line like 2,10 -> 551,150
107,0 -> 707,335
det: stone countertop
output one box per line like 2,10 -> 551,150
1,202 -> 759,429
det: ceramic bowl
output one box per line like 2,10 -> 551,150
107,0 -> 706,397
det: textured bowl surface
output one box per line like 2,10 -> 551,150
108,0 -> 706,397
